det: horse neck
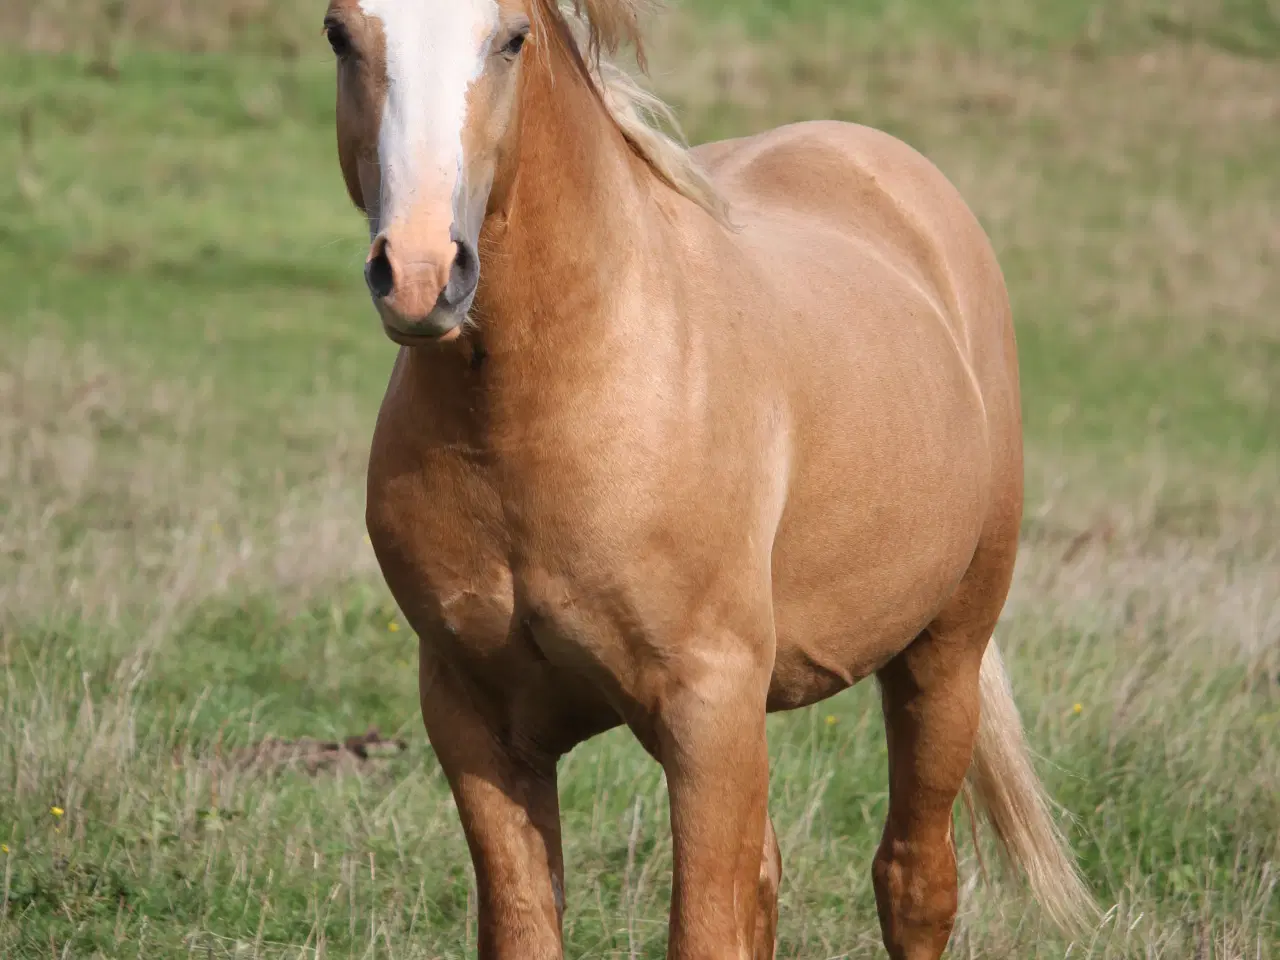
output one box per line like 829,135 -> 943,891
473,40 -> 654,355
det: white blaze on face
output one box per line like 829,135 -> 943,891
358,0 -> 499,234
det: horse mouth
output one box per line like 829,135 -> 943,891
381,320 -> 463,346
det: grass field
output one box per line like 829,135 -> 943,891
1,0 -> 1278,957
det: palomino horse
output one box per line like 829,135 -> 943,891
322,0 -> 1096,956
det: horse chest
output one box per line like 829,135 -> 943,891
367,444 -> 629,746
365,445 -> 512,659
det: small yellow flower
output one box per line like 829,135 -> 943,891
825,715 -> 837,726
1072,703 -> 1083,715
388,622 -> 400,633
1,844 -> 9,854
50,806 -> 64,818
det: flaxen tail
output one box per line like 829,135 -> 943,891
965,642 -> 1098,934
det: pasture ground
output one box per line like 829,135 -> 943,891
1,1 -> 1277,956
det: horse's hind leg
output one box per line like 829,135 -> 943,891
869,434 -> 1023,958
873,630 -> 983,959
753,814 -> 782,960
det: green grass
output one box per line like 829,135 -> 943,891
2,0 -> 1279,957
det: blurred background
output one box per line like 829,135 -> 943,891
1,1 -> 1276,957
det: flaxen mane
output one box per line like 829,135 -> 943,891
535,0 -> 730,222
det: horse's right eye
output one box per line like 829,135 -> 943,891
324,20 -> 353,58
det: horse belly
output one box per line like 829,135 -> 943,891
766,495 -> 986,710
764,348 -> 992,712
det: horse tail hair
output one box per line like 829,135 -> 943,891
964,641 -> 1097,935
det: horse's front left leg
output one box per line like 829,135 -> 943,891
644,640 -> 774,960
418,645 -> 566,960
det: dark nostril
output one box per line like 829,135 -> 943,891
441,240 -> 480,308
366,241 -> 395,301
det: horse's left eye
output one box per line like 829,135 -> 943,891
502,32 -> 527,57
325,20 -> 353,58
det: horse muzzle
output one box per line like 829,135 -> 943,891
365,227 -> 479,342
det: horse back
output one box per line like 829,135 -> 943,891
695,121 -> 1019,411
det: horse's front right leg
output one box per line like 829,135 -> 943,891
418,644 -> 566,960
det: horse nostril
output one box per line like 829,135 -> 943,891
366,241 -> 395,301
441,240 -> 480,308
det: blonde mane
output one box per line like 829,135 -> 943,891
536,1 -> 730,223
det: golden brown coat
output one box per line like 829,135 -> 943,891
320,1 -> 1096,957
